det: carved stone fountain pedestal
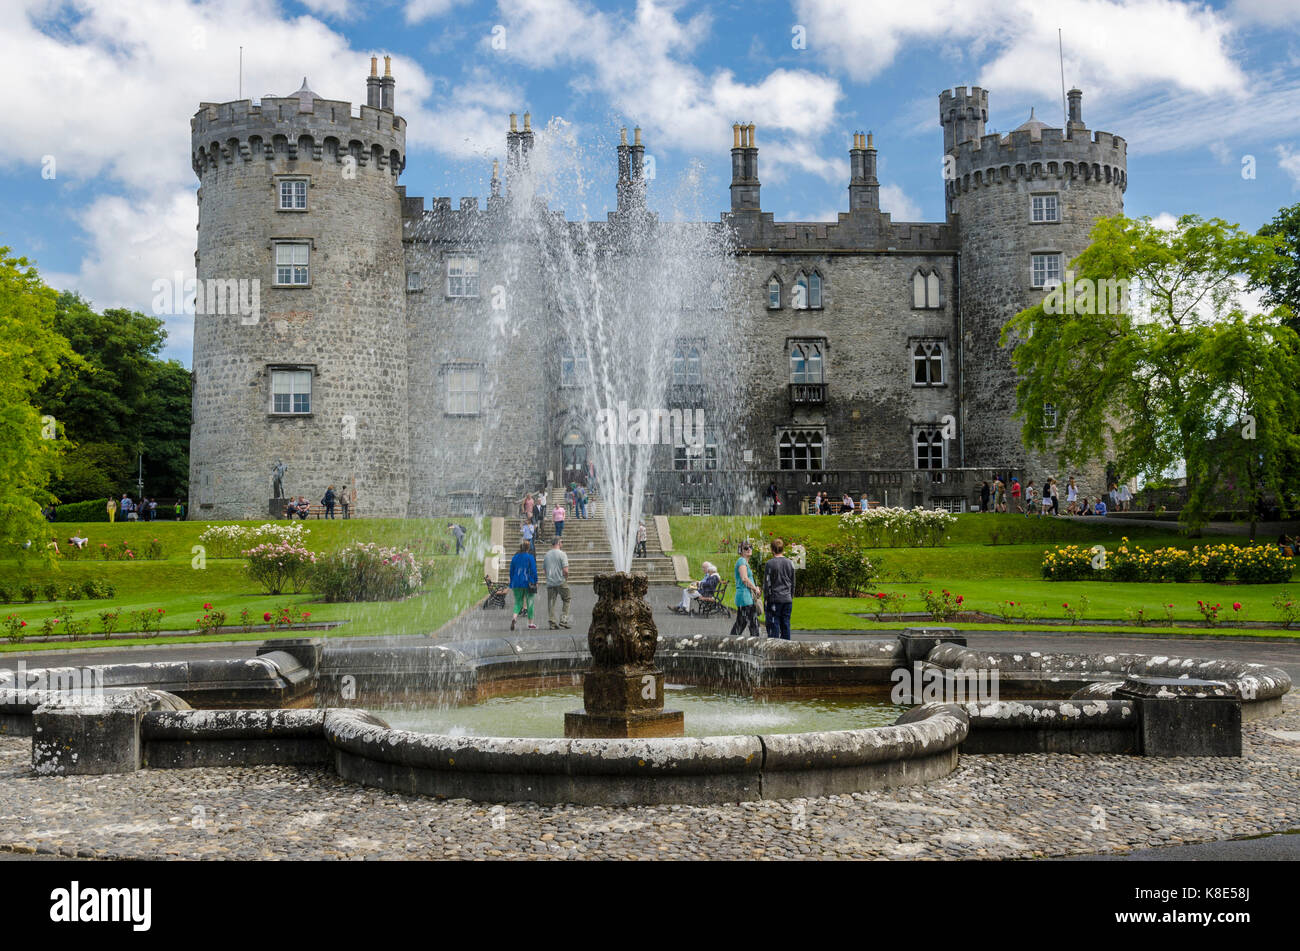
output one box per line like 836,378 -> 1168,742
564,572 -> 684,739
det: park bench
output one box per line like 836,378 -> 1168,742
695,580 -> 732,619
482,575 -> 508,609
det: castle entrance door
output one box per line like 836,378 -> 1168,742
561,429 -> 587,487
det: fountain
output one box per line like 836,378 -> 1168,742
564,572 -> 683,738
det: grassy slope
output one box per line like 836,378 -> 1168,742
666,513 -> 1299,630
0,519 -> 489,650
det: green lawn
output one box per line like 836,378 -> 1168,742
0,518 -> 489,650
666,514 -> 1299,632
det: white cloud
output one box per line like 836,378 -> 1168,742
1147,211 -> 1179,231
405,0 -> 473,24
879,184 -> 922,221
795,0 -> 1246,98
297,0 -> 351,17
1230,0 -> 1300,27
1277,145 -> 1300,189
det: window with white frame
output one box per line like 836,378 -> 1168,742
1031,193 -> 1060,223
807,271 -> 822,308
277,178 -> 307,210
560,348 -> 590,387
912,269 -> 942,308
914,428 -> 946,469
672,345 -> 702,385
767,276 -> 782,309
1043,402 -> 1059,429
789,341 -> 824,383
779,430 -> 824,471
270,368 -> 312,415
446,254 -> 479,298
673,434 -> 718,471
912,340 -> 945,385
445,365 -> 482,415
793,271 -> 822,309
407,270 -> 422,291
274,242 -> 309,286
1031,253 -> 1063,288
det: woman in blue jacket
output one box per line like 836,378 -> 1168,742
509,541 -> 538,630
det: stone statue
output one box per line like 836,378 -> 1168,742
271,460 -> 287,499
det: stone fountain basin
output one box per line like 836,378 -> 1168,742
0,632 -> 1290,805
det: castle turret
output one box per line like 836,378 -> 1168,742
941,86 -> 1126,494
729,123 -> 760,213
189,65 -> 410,517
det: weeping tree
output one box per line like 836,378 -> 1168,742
1001,214 -> 1300,534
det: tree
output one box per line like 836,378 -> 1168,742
1255,201 -> 1300,335
38,292 -> 189,501
1001,214 -> 1300,533
0,249 -> 75,549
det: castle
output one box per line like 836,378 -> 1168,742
188,58 -> 1127,519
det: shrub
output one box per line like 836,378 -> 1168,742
1040,545 -> 1094,581
98,609 -> 122,637
1198,546 -> 1232,583
239,608 -> 253,633
1196,600 -> 1222,627
1274,592 -> 1300,628
64,583 -> 84,601
312,543 -> 425,602
790,542 -> 875,597
196,609 -> 227,635
42,583 -> 59,603
52,498 -> 111,523
920,588 -> 963,621
1228,545 -> 1293,584
839,507 -> 956,548
0,584 -> 12,604
20,585 -> 36,603
198,525 -> 250,558
136,607 -> 165,637
244,541 -> 317,595
1126,606 -> 1149,627
40,616 -> 61,637
1061,595 -> 1089,624
63,616 -> 88,641
2,614 -> 26,643
145,538 -> 164,560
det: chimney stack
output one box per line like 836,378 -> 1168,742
1067,87 -> 1085,136
729,122 -> 760,213
848,131 -> 879,212
366,56 -> 381,108
380,55 -> 395,111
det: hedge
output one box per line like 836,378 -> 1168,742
53,498 -> 111,523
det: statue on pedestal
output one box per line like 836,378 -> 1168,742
271,460 -> 287,499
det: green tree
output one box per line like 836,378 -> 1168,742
0,249 -> 75,548
1255,201 -> 1300,335
1002,214 -> 1300,533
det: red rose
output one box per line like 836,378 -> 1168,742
263,612 -> 272,622
203,602 -> 211,610
1232,602 -> 1241,611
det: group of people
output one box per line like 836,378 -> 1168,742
979,476 -> 1132,517
106,495 -> 170,521
672,539 -> 796,640
767,483 -> 873,516
507,536 -> 572,631
283,484 -> 355,520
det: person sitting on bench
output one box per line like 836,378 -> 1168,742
673,562 -> 719,614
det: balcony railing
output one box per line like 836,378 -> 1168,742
788,382 -> 827,405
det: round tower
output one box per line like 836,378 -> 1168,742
189,59 -> 409,518
941,86 -> 1127,496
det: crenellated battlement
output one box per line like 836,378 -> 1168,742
946,125 -> 1127,198
191,92 -> 406,179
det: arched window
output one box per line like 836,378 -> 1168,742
915,429 -> 945,469
673,345 -> 702,385
912,269 -> 942,308
767,276 -> 782,309
793,273 -> 809,310
790,342 -> 824,383
912,341 -> 944,385
779,430 -> 824,471
807,271 -> 823,309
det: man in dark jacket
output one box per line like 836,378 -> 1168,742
763,537 -> 796,639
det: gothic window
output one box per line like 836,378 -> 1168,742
270,368 -> 312,415
446,254 -> 480,297
560,348 -> 590,387
1043,402 -> 1059,429
1031,252 -> 1063,289
793,272 -> 809,310
911,340 -> 944,385
672,345 -> 702,385
779,430 -> 824,471
914,428 -> 946,469
445,365 -> 482,415
1031,193 -> 1060,223
807,270 -> 823,308
912,269 -> 942,308
273,242 -> 309,286
767,276 -> 782,309
789,341 -> 825,383
277,178 -> 307,211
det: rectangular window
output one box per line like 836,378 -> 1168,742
673,436 -> 718,472
914,429 -> 945,469
561,349 -> 590,387
1032,193 -> 1059,223
274,242 -> 309,286
911,340 -> 944,386
447,255 -> 479,298
278,179 -> 307,210
270,369 -> 312,415
407,270 -> 422,291
445,366 -> 481,415
1031,253 -> 1063,288
1043,402 -> 1059,429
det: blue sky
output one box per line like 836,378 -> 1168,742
2,0 -> 1299,366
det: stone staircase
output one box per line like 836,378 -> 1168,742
499,498 -> 676,585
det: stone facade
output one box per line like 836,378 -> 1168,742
189,70 -> 1126,518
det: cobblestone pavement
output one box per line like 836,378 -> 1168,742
0,694 -> 1296,861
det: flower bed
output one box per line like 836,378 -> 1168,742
1042,538 -> 1293,584
311,543 -> 426,602
244,541 -> 317,595
838,507 -> 956,548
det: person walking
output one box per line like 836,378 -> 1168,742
148,498 -> 158,521
1009,478 -> 1021,514
543,538 -> 571,629
765,481 -> 779,516
763,537 -> 796,640
1065,478 -> 1078,515
577,484 -> 588,520
340,483 -> 351,519
980,480 -> 991,513
1049,478 -> 1060,516
635,521 -> 647,558
521,518 -> 536,555
509,541 -> 538,631
728,541 -> 762,638
450,522 -> 466,555
1023,480 -> 1037,519
522,491 -> 535,523
107,497 -> 117,523
322,485 -> 336,519
1117,482 -> 1132,512
552,501 -> 566,539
